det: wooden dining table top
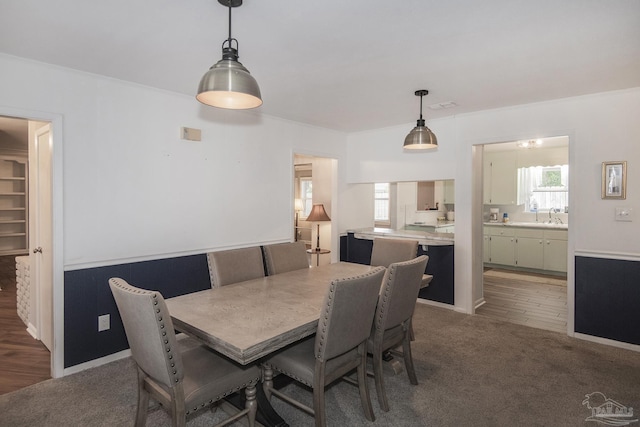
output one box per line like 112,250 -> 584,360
166,262 -> 377,365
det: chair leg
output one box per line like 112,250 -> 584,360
402,332 -> 418,385
170,386 -> 186,427
312,361 -> 327,427
262,365 -> 273,400
135,369 -> 150,427
245,384 -> 258,427
372,349 -> 390,412
357,349 -> 375,422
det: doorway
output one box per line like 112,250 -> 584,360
0,116 -> 52,392
475,137 -> 569,334
293,153 -> 337,267
0,112 -> 59,389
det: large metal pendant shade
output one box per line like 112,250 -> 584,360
196,0 -> 262,109
403,90 -> 438,150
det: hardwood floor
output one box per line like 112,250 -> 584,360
476,268 -> 567,334
0,255 -> 50,395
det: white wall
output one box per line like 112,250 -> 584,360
0,54 -> 348,269
346,87 -> 640,315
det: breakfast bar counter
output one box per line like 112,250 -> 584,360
340,228 -> 454,305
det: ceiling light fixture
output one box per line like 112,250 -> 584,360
196,0 -> 262,109
517,139 -> 543,149
403,90 -> 438,150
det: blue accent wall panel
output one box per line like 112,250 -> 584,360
64,254 -> 210,368
575,256 -> 640,346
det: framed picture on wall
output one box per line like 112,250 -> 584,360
601,161 -> 627,199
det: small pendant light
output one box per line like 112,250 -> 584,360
403,90 -> 438,150
196,0 -> 262,109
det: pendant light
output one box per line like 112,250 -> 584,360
196,0 -> 262,109
403,90 -> 438,150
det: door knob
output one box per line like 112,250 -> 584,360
33,247 -> 43,253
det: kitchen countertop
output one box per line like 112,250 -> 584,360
347,227 -> 454,246
410,221 -> 455,228
484,221 -> 568,230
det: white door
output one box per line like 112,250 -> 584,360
31,124 -> 53,351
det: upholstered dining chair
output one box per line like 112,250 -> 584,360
370,238 -> 431,338
368,255 -> 429,412
369,238 -> 418,268
108,278 -> 261,427
206,246 -> 265,287
262,241 -> 309,275
262,266 -> 386,427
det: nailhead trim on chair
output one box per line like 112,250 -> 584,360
112,278 -> 261,420
184,378 -> 260,415
315,269 -> 384,359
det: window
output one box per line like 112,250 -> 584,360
518,165 -> 569,212
299,178 -> 313,218
374,183 -> 390,226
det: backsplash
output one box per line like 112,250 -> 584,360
484,204 -> 568,224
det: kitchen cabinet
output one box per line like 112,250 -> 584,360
486,226 -> 515,266
436,224 -> 455,233
484,225 -> 567,274
483,231 -> 490,263
0,157 -> 28,255
543,229 -> 568,273
483,150 -> 517,205
514,228 -> 544,269
443,179 -> 455,204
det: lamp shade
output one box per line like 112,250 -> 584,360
196,58 -> 262,109
403,122 -> 438,150
306,204 -> 331,222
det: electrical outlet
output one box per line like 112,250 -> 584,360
98,314 -> 110,332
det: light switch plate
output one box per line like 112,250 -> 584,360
615,207 -> 633,222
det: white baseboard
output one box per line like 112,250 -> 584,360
574,333 -> 640,353
475,297 -> 486,309
26,322 -> 38,339
63,349 -> 132,376
417,298 -> 456,311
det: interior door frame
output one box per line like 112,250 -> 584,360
2,106 -> 64,378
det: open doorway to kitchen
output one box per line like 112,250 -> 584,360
293,153 -> 337,267
475,136 -> 569,334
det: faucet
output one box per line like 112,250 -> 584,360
548,208 -> 554,224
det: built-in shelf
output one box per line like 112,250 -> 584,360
0,157 -> 28,255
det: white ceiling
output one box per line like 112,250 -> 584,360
1,0 -> 639,133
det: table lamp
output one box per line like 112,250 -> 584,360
306,203 -> 331,251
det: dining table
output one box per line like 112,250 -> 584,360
165,261 -> 377,427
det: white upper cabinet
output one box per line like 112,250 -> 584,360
484,150 -> 517,205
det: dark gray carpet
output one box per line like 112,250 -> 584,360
1,304 -> 638,426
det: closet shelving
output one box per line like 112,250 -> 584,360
0,156 -> 28,255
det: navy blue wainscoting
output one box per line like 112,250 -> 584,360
64,254 -> 211,368
575,256 -> 640,346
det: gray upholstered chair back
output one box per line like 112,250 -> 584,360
375,255 -> 429,336
315,266 -> 386,361
262,241 -> 309,275
109,278 -> 183,388
206,246 -> 265,287
370,238 -> 419,268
